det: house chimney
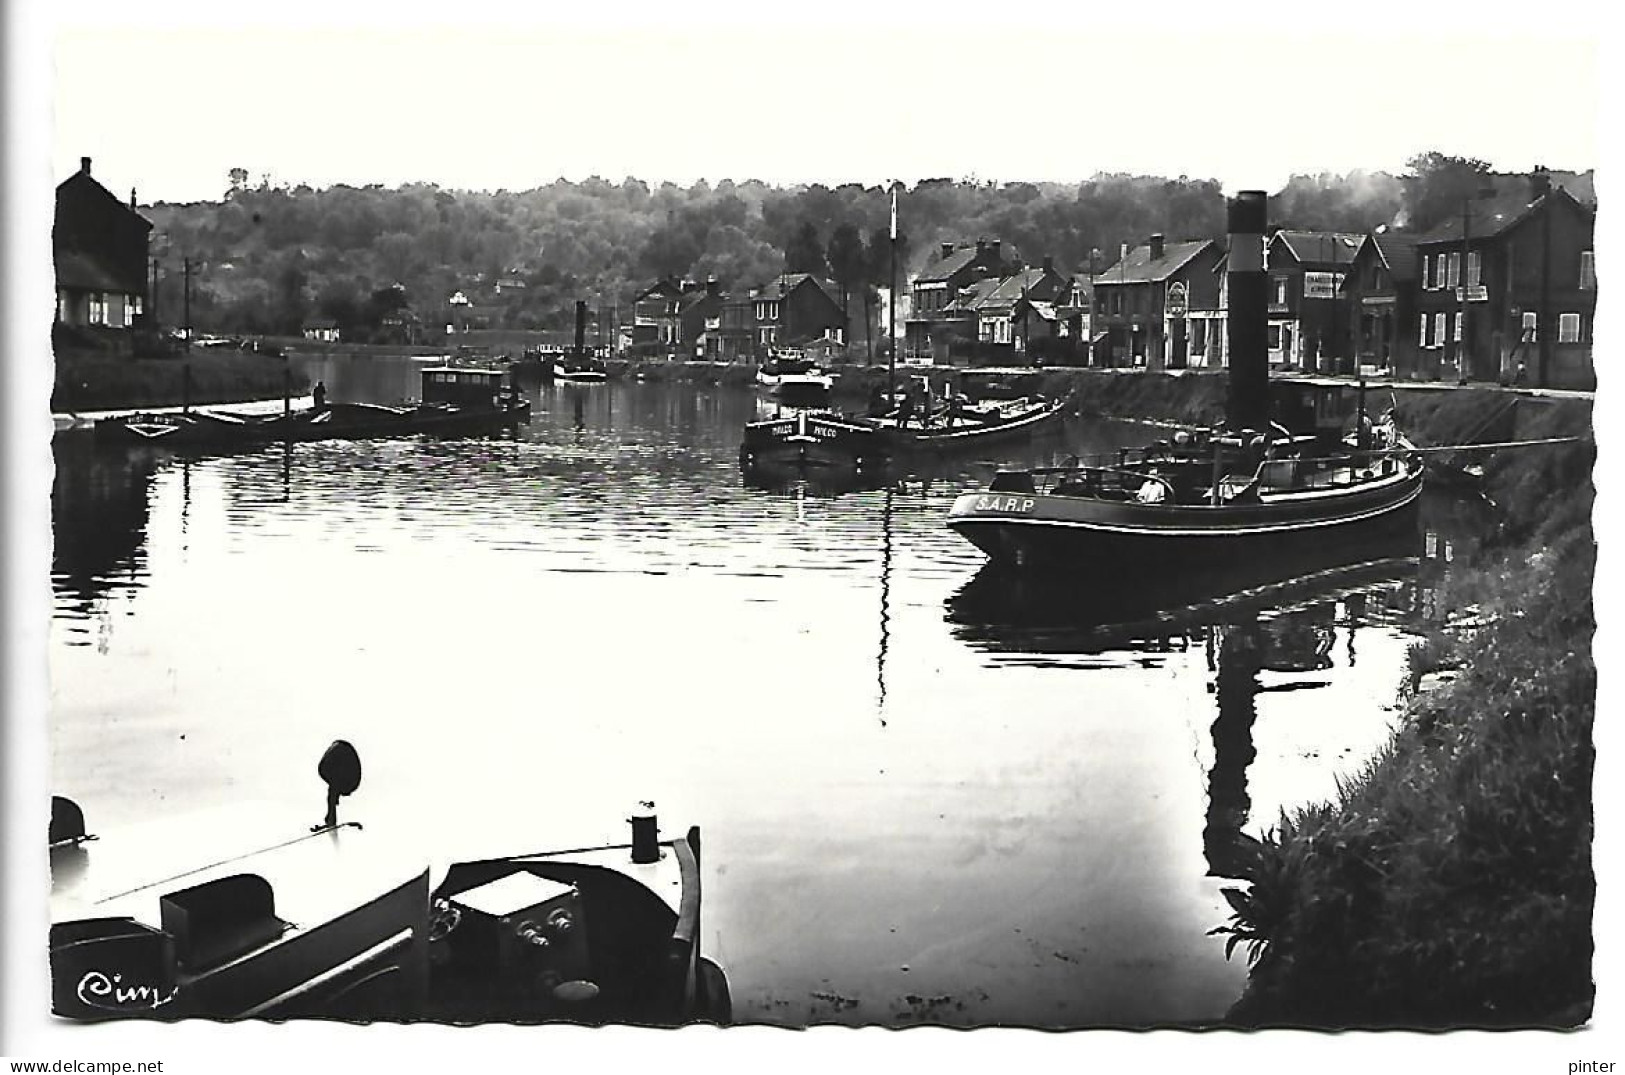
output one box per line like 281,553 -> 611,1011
941,242 -> 955,260
1042,256 -> 1054,275
1225,193 -> 1269,433
988,240 -> 1002,262
80,156 -> 91,176
130,188 -> 138,209
706,274 -> 719,296
1149,234 -> 1165,261
1530,167 -> 1551,200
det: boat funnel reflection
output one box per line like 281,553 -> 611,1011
1201,606 -> 1339,880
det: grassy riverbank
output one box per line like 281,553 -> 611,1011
53,349 -> 309,413
1212,392 -> 1595,1028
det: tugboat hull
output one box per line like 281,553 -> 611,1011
947,468 -> 1424,571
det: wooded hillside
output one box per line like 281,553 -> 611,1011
138,156 -> 1591,343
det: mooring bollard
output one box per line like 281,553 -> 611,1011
630,801 -> 659,864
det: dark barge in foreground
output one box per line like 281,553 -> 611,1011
48,745 -> 728,1025
95,366 -> 530,448
947,192 -> 1423,571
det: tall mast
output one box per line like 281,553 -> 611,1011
888,181 -> 898,395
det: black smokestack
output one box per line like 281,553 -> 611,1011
574,299 -> 588,353
1226,191 -> 1269,433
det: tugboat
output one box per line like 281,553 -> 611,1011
946,191 -> 1423,572
754,348 -> 819,389
514,301 -> 609,383
48,745 -> 729,1025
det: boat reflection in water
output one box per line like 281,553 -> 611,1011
945,525 -> 1422,658
947,529 -> 1425,893
739,455 -> 894,498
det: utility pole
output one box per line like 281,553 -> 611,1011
1458,197 -> 1471,383
182,256 -> 195,349
1539,195 -> 1553,389
1087,248 -> 1098,367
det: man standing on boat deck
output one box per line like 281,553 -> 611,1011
313,381 -> 328,411
1136,468 -> 1169,504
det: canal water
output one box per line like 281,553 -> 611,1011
47,359 -> 1483,1027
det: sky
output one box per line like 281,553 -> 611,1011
4,0 -> 1621,1069
42,1 -> 1602,203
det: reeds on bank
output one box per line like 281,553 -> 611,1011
1217,399 -> 1595,1029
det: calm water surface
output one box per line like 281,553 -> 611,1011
49,360 -> 1479,1027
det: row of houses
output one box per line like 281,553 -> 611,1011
901,173 -> 1595,389
1082,172 -> 1597,388
901,239 -> 1085,364
622,240 -> 1089,368
627,272 -> 849,362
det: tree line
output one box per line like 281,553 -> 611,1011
139,154 -> 1589,343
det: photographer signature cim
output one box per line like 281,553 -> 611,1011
76,969 -> 177,1011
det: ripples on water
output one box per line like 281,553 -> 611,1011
48,370 -> 1491,1028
